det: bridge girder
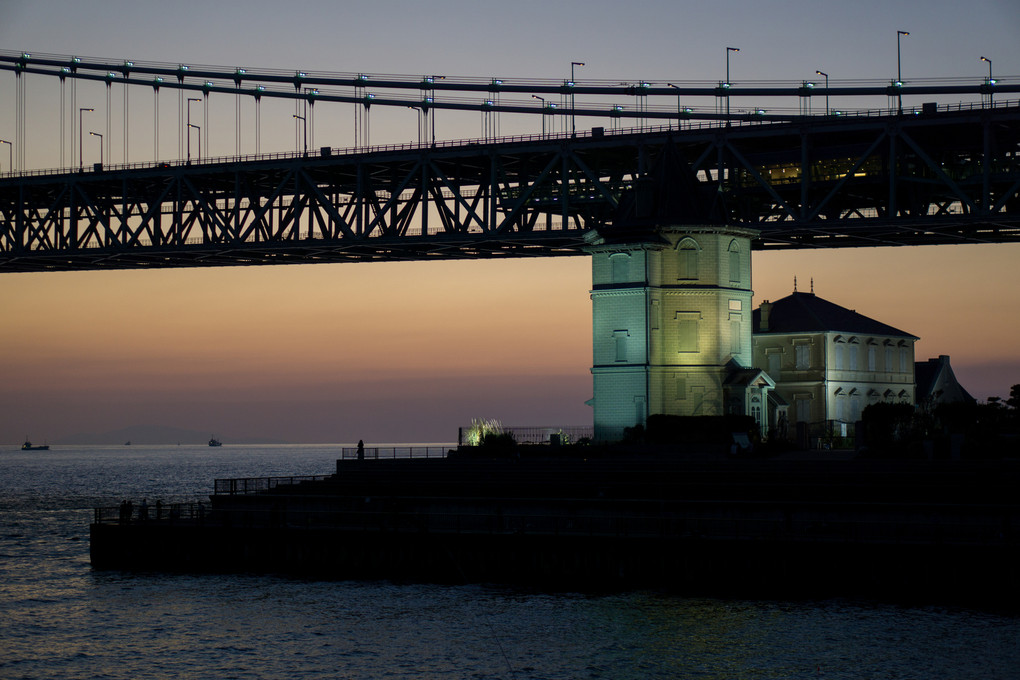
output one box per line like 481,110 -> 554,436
1,107 -> 1019,272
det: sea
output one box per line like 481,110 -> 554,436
1,444 -> 1017,680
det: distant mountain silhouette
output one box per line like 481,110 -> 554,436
53,425 -> 287,445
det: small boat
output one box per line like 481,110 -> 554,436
22,439 -> 49,451
208,436 -> 222,447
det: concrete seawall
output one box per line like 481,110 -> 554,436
90,457 -> 1020,604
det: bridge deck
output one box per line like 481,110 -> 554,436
2,104 -> 1019,272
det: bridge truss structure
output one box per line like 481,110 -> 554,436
1,53 -> 1019,272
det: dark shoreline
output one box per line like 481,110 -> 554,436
90,456 -> 1020,608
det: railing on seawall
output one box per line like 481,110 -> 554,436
458,425 -> 594,446
213,474 -> 333,496
93,500 -> 209,524
338,446 -> 453,461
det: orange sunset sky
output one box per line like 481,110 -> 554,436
1,0 -> 1019,443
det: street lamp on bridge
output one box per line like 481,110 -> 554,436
187,97 -> 201,162
726,47 -> 739,122
79,107 -> 94,171
815,70 -> 829,115
293,114 -> 307,154
532,95 -> 547,136
570,61 -> 584,137
981,56 -> 995,105
896,30 -> 909,114
89,131 -> 103,168
0,139 -> 10,174
188,123 -> 201,161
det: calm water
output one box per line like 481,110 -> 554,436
0,444 -> 1017,680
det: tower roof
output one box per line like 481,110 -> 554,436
753,292 -> 917,338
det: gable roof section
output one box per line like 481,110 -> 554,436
753,292 -> 917,338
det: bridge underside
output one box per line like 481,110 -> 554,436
2,106 -> 1019,272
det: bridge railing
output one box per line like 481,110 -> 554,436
5,98 -> 1016,181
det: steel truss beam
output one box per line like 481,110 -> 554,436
1,107 -> 1019,272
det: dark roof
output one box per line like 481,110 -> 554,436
915,355 -> 976,404
753,292 -> 917,338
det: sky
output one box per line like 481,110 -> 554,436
1,0 -> 1019,444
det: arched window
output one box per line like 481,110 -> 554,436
610,253 -> 630,283
728,240 -> 740,284
677,238 -> 700,280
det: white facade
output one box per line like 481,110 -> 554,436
751,294 -> 917,432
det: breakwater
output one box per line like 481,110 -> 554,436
90,456 -> 1020,604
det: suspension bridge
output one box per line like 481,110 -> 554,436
1,51 -> 1019,272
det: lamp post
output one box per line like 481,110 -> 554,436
408,106 -> 423,145
0,139 -> 11,174
815,70 -> 829,115
981,56 -> 994,105
78,107 -> 93,171
187,97 -> 200,162
532,95 -> 546,136
896,30 -> 909,114
89,131 -> 103,168
726,47 -> 739,121
570,61 -> 584,136
292,114 -> 307,154
666,83 -> 682,129
980,55 -> 993,81
188,124 -> 201,161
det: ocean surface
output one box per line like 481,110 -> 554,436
1,444 -> 1017,680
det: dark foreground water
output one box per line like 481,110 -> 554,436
1,445 -> 1017,680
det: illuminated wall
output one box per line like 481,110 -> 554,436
587,225 -> 757,441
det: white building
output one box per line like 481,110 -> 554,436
751,291 -> 917,437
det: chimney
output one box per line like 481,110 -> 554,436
759,300 -> 772,331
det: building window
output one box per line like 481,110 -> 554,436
768,353 -> 781,377
868,345 -> 877,371
613,330 -> 629,362
900,348 -> 909,373
795,398 -> 811,423
885,347 -> 893,372
676,377 -> 687,401
849,345 -> 858,370
834,344 -> 844,370
678,239 -> 699,280
677,312 -> 700,352
729,314 -> 741,354
610,253 -> 630,283
795,344 -> 810,369
728,240 -> 740,284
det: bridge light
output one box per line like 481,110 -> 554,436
236,68 -> 246,75
356,74 -> 368,83
566,81 -> 574,88
893,80 -> 903,88
492,79 -> 503,85
256,85 -> 265,92
988,78 -> 997,86
124,61 -> 134,67
179,65 -> 189,71
21,52 -> 30,59
72,56 -> 81,64
61,67 -> 70,74
805,81 -> 815,88
682,107 -> 693,114
424,96 -> 434,104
